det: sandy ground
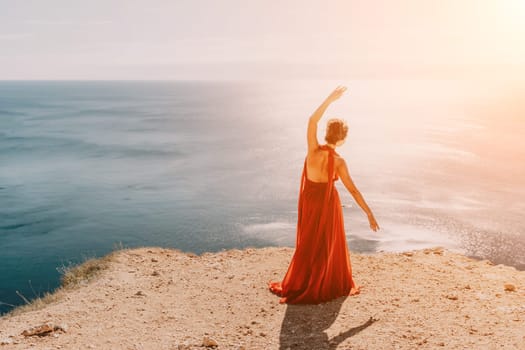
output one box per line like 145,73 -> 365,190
1,246 -> 524,350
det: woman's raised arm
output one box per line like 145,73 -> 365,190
307,86 -> 347,154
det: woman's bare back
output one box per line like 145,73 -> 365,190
306,148 -> 340,183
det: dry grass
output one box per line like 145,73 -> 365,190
59,252 -> 115,287
4,242 -> 129,317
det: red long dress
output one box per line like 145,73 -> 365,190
268,145 -> 357,304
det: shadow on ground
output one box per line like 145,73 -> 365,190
279,296 -> 377,349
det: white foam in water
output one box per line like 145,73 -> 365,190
241,221 -> 296,245
355,222 -> 463,253
240,219 -> 463,256
373,196 -> 487,212
414,197 -> 487,211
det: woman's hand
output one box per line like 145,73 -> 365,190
325,86 -> 347,104
368,213 -> 380,232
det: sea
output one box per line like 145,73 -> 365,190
1,79 -> 524,315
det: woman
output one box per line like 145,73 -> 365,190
269,86 -> 379,304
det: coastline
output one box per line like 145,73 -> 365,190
1,246 -> 524,349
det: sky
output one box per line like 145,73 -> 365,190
1,0 -> 525,80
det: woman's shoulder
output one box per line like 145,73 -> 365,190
333,154 -> 347,168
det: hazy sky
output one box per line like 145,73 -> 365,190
1,0 -> 525,79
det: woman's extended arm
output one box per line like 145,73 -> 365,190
307,86 -> 347,153
337,158 -> 380,232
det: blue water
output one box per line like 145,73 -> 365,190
1,80 -> 524,315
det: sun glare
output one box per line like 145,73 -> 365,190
501,0 -> 525,30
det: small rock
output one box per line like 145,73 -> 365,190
152,271 -> 160,276
504,283 -> 517,292
22,323 -> 67,338
21,324 -> 54,337
0,338 -> 13,345
134,291 -> 146,296
402,252 -> 414,257
446,295 -> 458,300
55,324 -> 67,333
437,342 -> 445,346
151,258 -> 158,262
202,336 -> 218,347
433,248 -> 444,255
